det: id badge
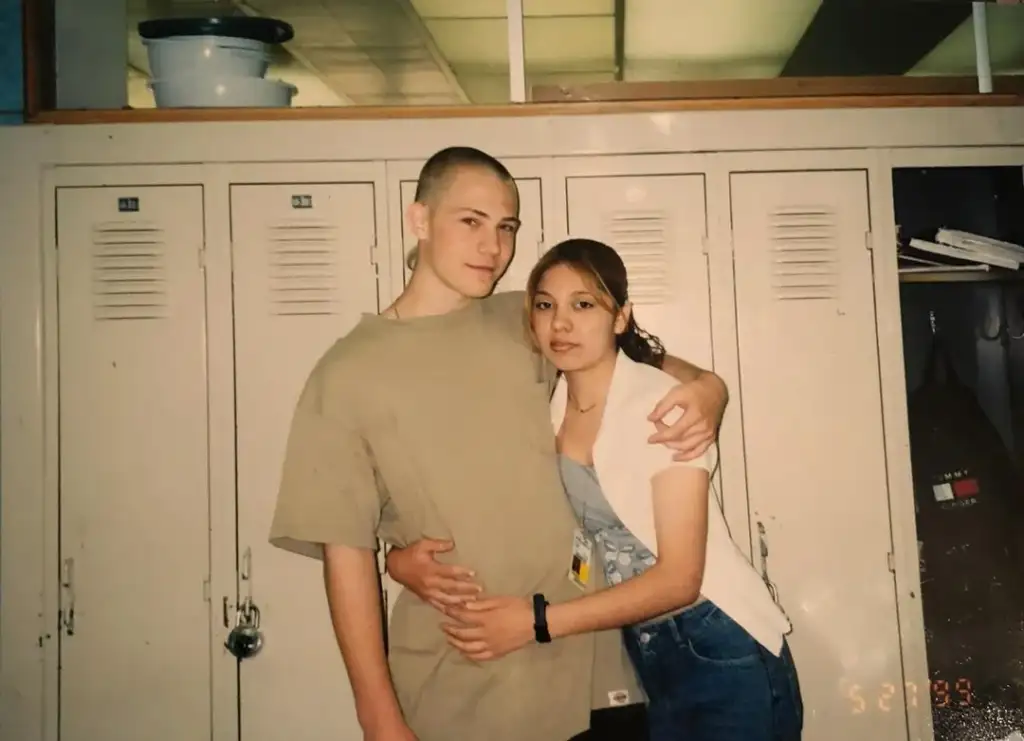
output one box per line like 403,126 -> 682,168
568,528 -> 594,590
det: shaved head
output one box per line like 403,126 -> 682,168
414,146 -> 517,207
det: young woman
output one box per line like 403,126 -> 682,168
433,238 -> 804,741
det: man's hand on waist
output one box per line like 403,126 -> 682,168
385,538 -> 482,612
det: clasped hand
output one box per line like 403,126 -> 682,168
442,595 -> 535,661
384,538 -> 531,661
385,374 -> 725,660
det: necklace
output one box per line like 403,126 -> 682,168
568,395 -> 598,414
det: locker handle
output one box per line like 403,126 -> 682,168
62,557 -> 76,636
241,546 -> 252,582
756,522 -> 778,603
755,522 -> 787,619
240,547 -> 255,609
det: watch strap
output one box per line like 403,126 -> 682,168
533,593 -> 551,644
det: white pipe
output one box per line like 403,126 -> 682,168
972,2 -> 992,94
506,0 -> 527,103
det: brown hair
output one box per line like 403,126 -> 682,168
525,238 -> 666,368
413,146 -> 515,204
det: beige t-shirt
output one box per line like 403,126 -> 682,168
269,291 -> 641,741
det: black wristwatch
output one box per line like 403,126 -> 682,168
533,593 -> 551,644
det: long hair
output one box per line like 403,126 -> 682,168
525,238 -> 666,368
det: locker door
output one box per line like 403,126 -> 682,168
398,178 -> 545,292
730,171 -> 905,741
56,185 -> 212,741
231,183 -> 380,740
565,174 -> 713,370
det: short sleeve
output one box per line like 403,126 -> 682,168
483,289 -> 559,393
674,441 -> 719,475
268,362 -> 383,561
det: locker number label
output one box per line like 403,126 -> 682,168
117,197 -> 140,213
291,195 -> 313,209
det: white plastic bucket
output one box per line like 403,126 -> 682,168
149,76 -> 297,108
143,35 -> 270,80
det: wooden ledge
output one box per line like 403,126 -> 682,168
27,93 -> 1024,125
531,75 -> 1024,103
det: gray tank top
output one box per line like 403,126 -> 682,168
558,455 -> 656,585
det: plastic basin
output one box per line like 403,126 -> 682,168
144,35 -> 270,80
149,76 -> 298,108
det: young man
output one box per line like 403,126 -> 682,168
269,146 -> 727,741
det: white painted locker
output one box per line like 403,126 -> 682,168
730,171 -> 905,741
56,185 -> 212,741
564,174 -> 713,372
398,177 -> 545,292
231,182 -> 381,739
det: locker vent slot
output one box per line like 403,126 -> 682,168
91,221 -> 169,321
606,210 -> 670,305
267,221 -> 339,316
768,207 -> 840,301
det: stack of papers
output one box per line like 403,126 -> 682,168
898,228 -> 1024,274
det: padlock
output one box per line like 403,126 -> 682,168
225,599 -> 264,660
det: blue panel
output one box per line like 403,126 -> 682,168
0,0 -> 24,122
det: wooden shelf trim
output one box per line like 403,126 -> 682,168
29,92 -> 1024,126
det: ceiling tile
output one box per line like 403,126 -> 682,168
525,16 -> 613,67
324,67 -> 452,95
427,14 -> 615,68
413,0 -> 612,20
426,18 -> 508,64
523,0 -> 614,18
625,0 -> 818,75
249,0 -> 335,15
412,0 -> 506,19
456,72 -> 512,104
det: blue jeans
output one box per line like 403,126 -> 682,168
622,600 -> 803,741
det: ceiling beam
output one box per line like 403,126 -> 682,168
781,1 -> 971,77
613,0 -> 625,82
